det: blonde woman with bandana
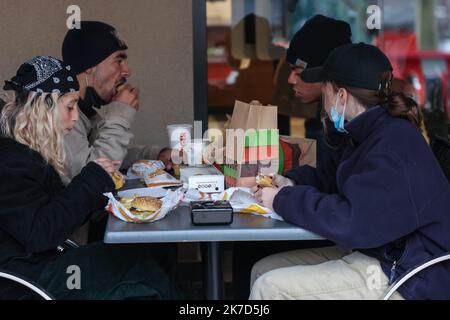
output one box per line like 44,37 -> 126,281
0,56 -> 180,300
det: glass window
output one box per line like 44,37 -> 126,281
206,0 -> 450,140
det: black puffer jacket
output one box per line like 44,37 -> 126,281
0,137 -> 114,296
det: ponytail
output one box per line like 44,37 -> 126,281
379,72 -> 423,130
384,92 -> 423,129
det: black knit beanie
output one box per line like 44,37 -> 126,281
62,21 -> 128,75
286,15 -> 352,69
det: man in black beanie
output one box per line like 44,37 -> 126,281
62,21 -> 172,181
286,14 -> 352,165
61,21 -> 173,246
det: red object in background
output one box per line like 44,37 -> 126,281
208,61 -> 233,81
377,32 -> 450,120
376,31 -> 418,78
208,60 -> 233,88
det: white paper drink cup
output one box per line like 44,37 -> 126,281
167,124 -> 193,151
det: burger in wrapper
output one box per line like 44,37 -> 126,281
119,196 -> 163,220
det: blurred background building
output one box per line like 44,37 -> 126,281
206,0 -> 450,141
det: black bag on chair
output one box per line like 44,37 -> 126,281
431,136 -> 450,182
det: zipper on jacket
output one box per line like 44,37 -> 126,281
389,260 -> 397,285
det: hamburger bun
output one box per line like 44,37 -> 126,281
131,196 -> 162,212
116,82 -> 128,93
256,175 -> 275,188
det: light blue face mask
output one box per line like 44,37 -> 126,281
330,94 -> 348,134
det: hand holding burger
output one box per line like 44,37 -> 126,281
113,82 -> 139,110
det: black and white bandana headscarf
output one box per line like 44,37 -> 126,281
3,56 -> 79,94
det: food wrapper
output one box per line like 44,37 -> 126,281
127,160 -> 165,179
222,188 -> 283,220
183,187 -> 283,221
104,190 -> 184,224
143,170 -> 182,188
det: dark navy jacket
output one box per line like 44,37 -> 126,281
273,106 -> 450,300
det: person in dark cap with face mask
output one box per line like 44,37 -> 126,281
0,56 -> 180,300
62,21 -> 173,181
286,14 -> 352,165
251,43 -> 450,300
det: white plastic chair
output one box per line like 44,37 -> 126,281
0,270 -> 54,300
382,252 -> 450,300
0,239 -> 79,300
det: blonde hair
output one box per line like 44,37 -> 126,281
1,91 -> 67,178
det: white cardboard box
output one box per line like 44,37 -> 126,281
180,165 -> 225,193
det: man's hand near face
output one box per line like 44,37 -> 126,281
158,148 -> 173,170
112,84 -> 140,110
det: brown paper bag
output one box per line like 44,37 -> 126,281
228,100 -> 278,132
224,100 -> 279,187
226,100 -> 278,163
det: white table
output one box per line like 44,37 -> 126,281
104,180 -> 323,299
